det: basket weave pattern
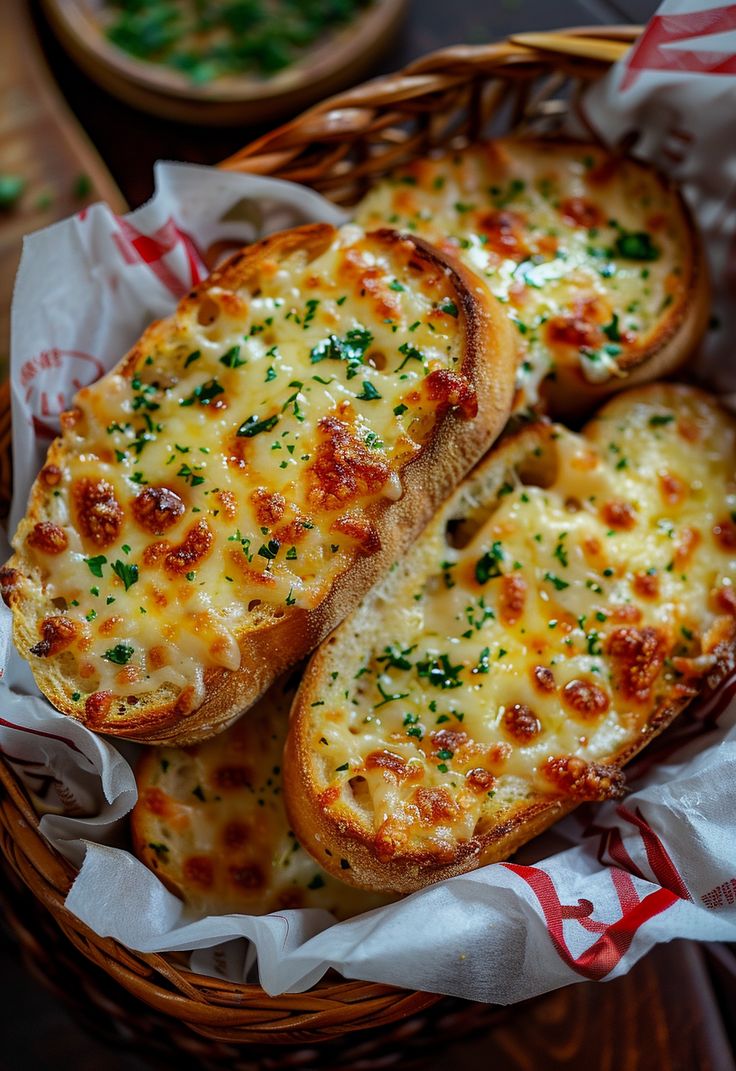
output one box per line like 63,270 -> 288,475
0,26 -> 637,1050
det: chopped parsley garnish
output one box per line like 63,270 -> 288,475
84,555 -> 107,577
544,571 -> 569,591
103,644 -> 134,665
356,381 -> 381,401
374,681 -> 410,708
602,313 -> 621,342
473,647 -> 490,675
376,644 -> 416,671
397,341 -> 425,371
417,653 -> 463,689
553,541 -> 568,568
111,560 -> 139,591
649,413 -> 674,427
184,350 -> 201,368
393,403 -> 408,416
179,378 -> 225,407
219,345 -> 246,368
586,631 -> 603,655
303,298 -> 320,326
258,539 -> 280,560
440,300 -> 459,317
615,231 -> 660,261
310,327 -> 373,378
237,413 -> 279,437
177,463 -> 205,487
0,173 -> 25,208
475,541 -> 504,584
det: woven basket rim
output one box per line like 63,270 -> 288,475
0,23 -> 638,1044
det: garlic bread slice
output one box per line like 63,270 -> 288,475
355,140 -> 708,417
4,222 -> 516,744
286,384 -> 736,893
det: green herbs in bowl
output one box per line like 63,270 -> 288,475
103,0 -> 374,84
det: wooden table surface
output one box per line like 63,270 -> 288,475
3,1 -> 736,1068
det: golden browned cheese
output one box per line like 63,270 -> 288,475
286,385 -> 736,893
5,223 -> 516,742
132,675 -> 393,919
355,140 -> 706,414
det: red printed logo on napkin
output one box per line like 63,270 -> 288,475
20,348 -> 105,440
622,6 -> 736,90
503,862 -> 677,980
505,806 -> 694,978
112,217 -> 206,297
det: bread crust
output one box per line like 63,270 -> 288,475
285,384 -> 736,893
5,223 -> 517,744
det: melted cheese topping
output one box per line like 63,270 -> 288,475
133,676 -> 392,918
306,387 -> 736,861
355,140 -> 691,406
16,225 -> 476,718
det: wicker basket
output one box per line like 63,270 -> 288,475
0,24 -> 640,1055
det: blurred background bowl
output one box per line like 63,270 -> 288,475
40,0 -> 408,125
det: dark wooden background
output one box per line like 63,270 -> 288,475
3,1 -> 736,1068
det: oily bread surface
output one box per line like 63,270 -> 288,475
5,222 -> 517,744
285,384 -> 736,893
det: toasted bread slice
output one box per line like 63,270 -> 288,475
4,222 -> 516,744
132,673 -> 393,919
285,384 -> 736,893
355,139 -> 708,417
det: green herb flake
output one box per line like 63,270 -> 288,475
475,541 -> 504,584
179,378 -> 225,407
544,571 -> 569,591
258,539 -> 280,561
102,644 -> 134,666
111,560 -> 139,591
0,174 -> 25,208
237,413 -> 279,437
219,345 -> 246,369
615,231 -> 660,261
473,647 -> 490,675
416,653 -> 463,690
356,381 -> 381,401
602,313 -> 621,342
